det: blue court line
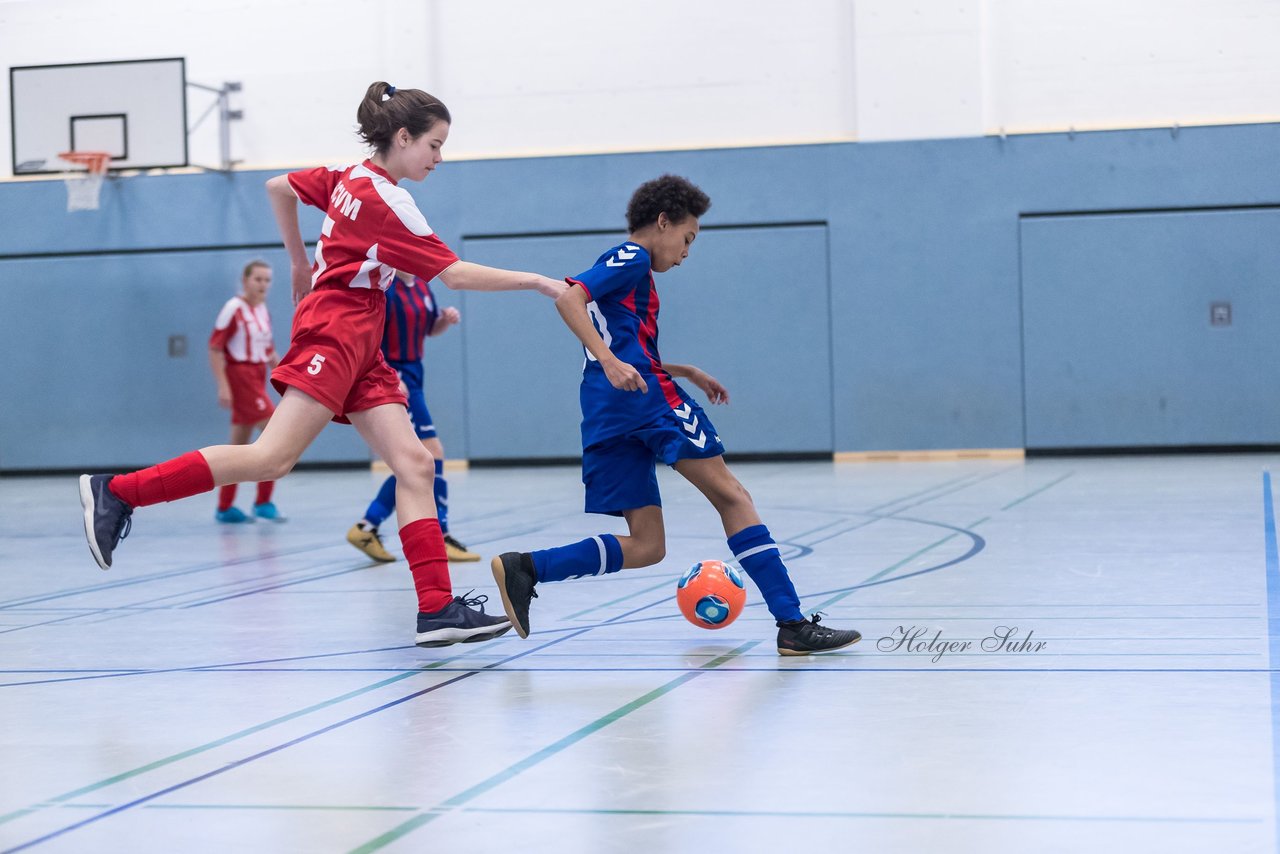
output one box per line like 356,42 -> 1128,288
1262,470 -> 1280,854
0,557 -> 369,632
177,565 -> 375,608
3,555 -> 389,634
829,603 -> 1261,608
347,641 -> 760,853
0,631 -> 593,853
61,662 -> 1260,676
42,801 -> 1262,824
0,467 -> 1062,846
864,471 -> 991,514
0,562 -> 374,633
0,542 -> 345,610
4,563 -> 755,848
107,555 -> 378,610
0,608 -> 129,635
53,802 -> 418,812
783,469 -> 1011,554
166,666 -> 1272,674
0,644 -> 420,689
562,578 -> 673,620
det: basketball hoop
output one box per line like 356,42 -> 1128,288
58,151 -> 112,211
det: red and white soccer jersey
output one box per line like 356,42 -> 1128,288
285,160 -> 459,291
271,159 -> 460,421
209,296 -> 275,364
210,296 -> 277,425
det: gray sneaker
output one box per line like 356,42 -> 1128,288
79,474 -> 133,570
414,594 -> 511,648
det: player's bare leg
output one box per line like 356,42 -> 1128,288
671,456 -> 760,537
247,417 -> 286,522
420,435 -> 478,561
79,388 -> 330,570
350,404 -> 509,647
215,421 -> 258,523
202,389 -> 332,485
618,505 -> 666,567
674,456 -> 860,655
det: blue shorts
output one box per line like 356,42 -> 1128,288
388,359 -> 437,440
582,400 -> 725,516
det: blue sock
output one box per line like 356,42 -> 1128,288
531,535 -> 623,583
363,475 -> 397,528
728,524 -> 803,623
433,459 -> 448,534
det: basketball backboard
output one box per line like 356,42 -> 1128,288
10,57 -> 187,175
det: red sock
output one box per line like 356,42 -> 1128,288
109,451 -> 215,508
400,518 -> 452,613
217,484 -> 237,512
255,481 -> 274,505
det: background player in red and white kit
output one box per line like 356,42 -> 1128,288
80,81 -> 567,648
208,259 -> 285,524
346,269 -> 480,564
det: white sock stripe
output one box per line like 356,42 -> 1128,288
733,543 -> 779,562
592,536 -> 608,575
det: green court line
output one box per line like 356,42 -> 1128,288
0,651 -> 483,827
562,578 -> 674,620
349,641 -> 760,853
54,803 -> 417,812
812,517 -> 991,611
812,471 -> 1074,613
1001,472 -> 1073,511
459,805 -> 1259,824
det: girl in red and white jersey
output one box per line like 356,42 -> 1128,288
80,81 -> 566,648
208,259 -> 284,524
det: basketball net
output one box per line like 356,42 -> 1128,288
58,151 -> 112,212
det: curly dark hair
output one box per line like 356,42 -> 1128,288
356,81 -> 451,155
625,174 -> 711,232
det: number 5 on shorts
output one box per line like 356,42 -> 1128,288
307,353 -> 326,375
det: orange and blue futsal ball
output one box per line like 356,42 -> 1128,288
676,560 -> 747,629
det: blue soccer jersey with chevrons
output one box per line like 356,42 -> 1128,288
569,242 -> 697,447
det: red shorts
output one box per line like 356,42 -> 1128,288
271,287 -> 407,424
226,362 -> 276,425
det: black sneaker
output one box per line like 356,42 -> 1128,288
414,593 -> 511,648
776,613 -> 861,656
490,552 -> 537,638
79,474 -> 133,571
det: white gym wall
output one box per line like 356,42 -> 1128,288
0,0 -> 1276,176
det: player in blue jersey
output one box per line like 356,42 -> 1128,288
491,175 -> 861,655
346,270 -> 481,563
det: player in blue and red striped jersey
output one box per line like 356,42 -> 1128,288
491,175 -> 861,655
208,259 -> 285,524
346,270 -> 480,563
79,81 -> 566,648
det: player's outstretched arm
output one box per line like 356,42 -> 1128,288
665,362 -> 730,405
555,285 -> 647,393
265,176 -> 312,305
438,261 -> 566,299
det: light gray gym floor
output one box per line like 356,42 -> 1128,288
0,455 -> 1275,853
